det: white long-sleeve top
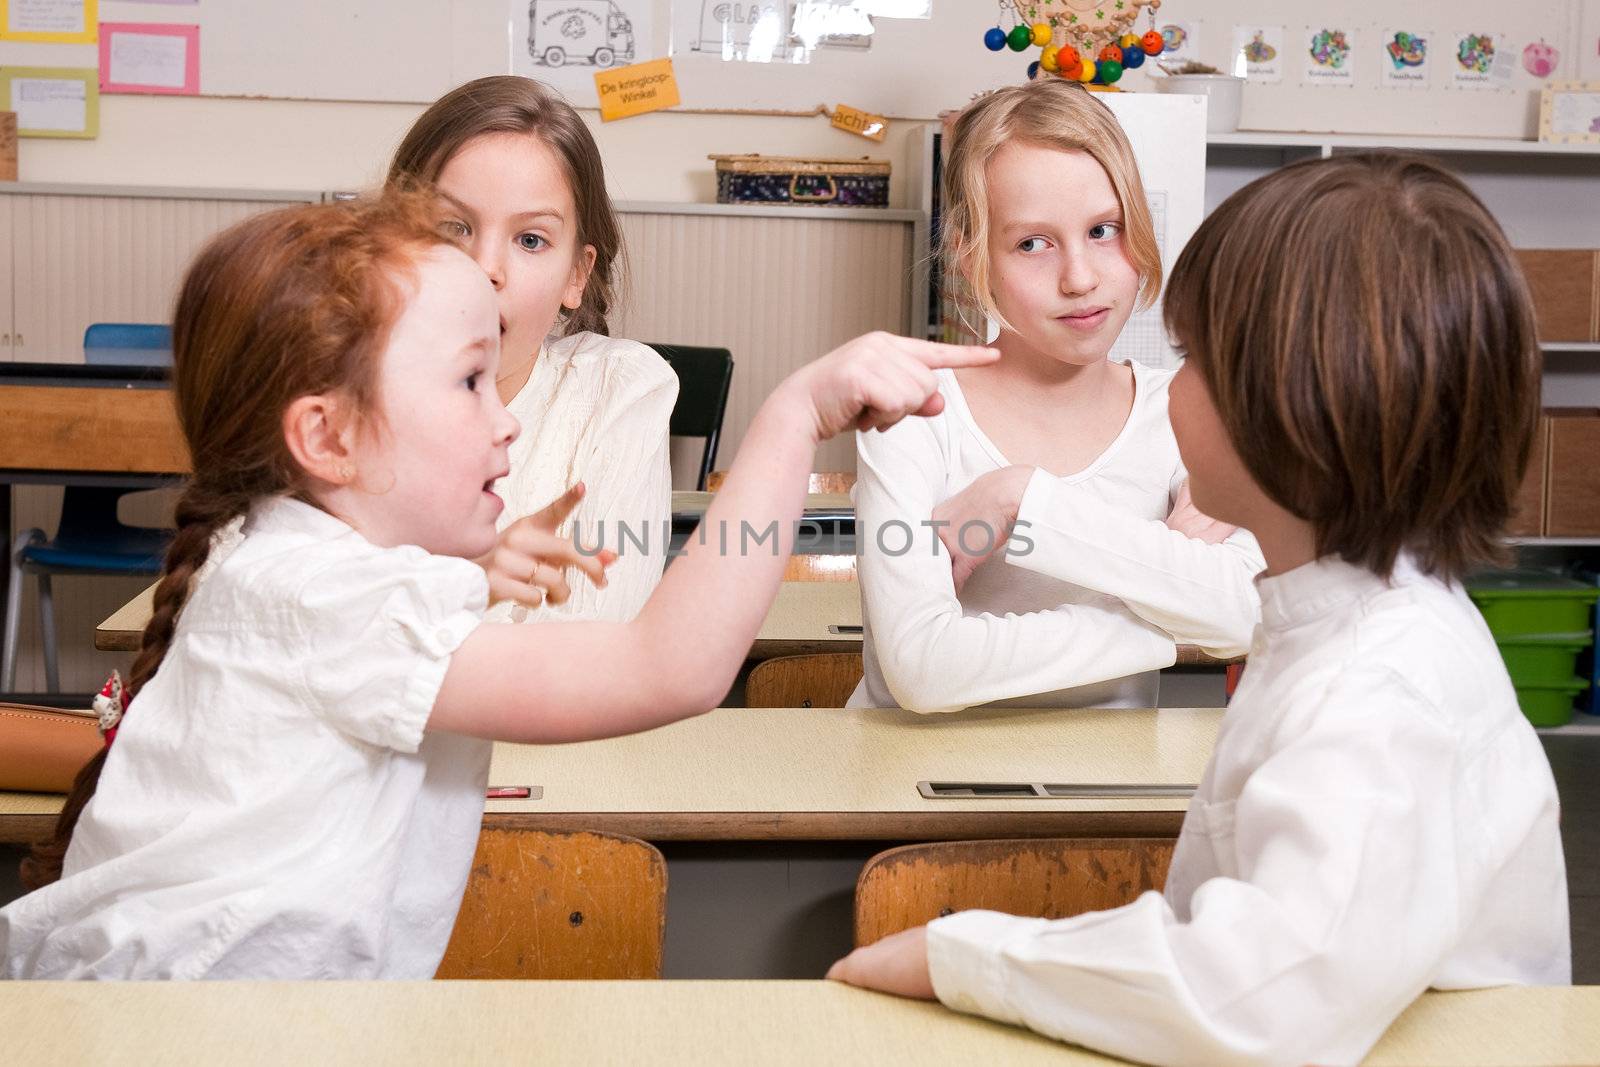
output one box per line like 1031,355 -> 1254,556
486,330 -> 677,624
1,497 -> 492,979
849,362 -> 1264,713
927,555 -> 1571,1067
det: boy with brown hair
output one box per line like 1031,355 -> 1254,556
831,153 -> 1569,1067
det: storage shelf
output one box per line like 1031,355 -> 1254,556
1508,538 -> 1600,547
1208,132 -> 1600,157
1536,720 -> 1600,736
1542,342 -> 1600,354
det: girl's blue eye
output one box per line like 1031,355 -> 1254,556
1089,222 -> 1123,241
517,233 -> 547,252
1018,237 -> 1049,253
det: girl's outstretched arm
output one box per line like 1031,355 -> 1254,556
429,333 -> 998,743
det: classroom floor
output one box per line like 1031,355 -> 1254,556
1,733 -> 1596,983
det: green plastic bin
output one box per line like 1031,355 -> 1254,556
1495,632 -> 1594,685
1512,678 -> 1587,728
1467,570 -> 1600,637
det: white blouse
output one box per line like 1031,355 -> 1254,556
927,555 -> 1571,1067
849,362 -> 1264,713
0,497 -> 492,979
487,330 -> 677,625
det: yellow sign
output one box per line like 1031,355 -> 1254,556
830,104 -> 888,142
0,0 -> 97,44
595,58 -> 680,122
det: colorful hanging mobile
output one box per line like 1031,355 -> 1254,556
982,0 -> 1166,87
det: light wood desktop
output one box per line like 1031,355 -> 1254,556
0,705 -> 1215,846
96,579 -> 862,657
98,578 -> 1233,669
0,705 -> 1213,977
3,981 -> 1595,1066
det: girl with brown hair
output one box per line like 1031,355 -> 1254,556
389,75 -> 674,625
831,153 -> 1568,1066
0,191 -> 994,979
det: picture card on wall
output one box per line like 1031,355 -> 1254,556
100,22 -> 199,94
1158,19 -> 1200,64
0,0 -> 96,43
1232,24 -> 1284,83
1380,28 -> 1430,89
0,65 -> 97,137
1303,26 -> 1355,86
1452,31 -> 1515,90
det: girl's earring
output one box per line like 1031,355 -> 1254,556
338,463 -> 354,482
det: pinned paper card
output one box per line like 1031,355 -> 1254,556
1381,29 -> 1430,89
100,23 -> 199,94
595,57 -> 679,121
0,111 -> 16,180
0,0 -> 96,43
1304,26 -> 1355,86
1158,21 -> 1200,65
1232,25 -> 1284,83
0,66 -> 97,137
1452,31 -> 1515,90
830,103 -> 886,141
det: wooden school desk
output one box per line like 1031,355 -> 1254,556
5,982 -> 1596,1066
98,578 -> 1235,669
0,706 -> 1217,977
0,362 -> 187,683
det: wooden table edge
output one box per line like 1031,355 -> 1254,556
478,810 -> 1187,840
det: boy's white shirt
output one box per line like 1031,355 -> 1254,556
849,361 -> 1265,713
927,555 -> 1571,1067
0,497 -> 491,979
486,329 -> 677,624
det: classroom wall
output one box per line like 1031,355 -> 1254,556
15,95 -> 928,208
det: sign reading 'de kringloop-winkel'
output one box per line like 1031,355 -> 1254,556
595,57 -> 680,121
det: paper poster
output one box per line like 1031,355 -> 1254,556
100,22 -> 199,94
514,0 -> 657,106
1232,24 -> 1283,83
1304,26 -> 1355,85
1380,28 -> 1429,89
1543,83 -> 1600,141
595,56 -> 679,120
0,0 -> 95,42
1521,39 -> 1561,80
1452,31 -> 1515,90
1157,20 -> 1200,65
1,66 -> 97,137
671,0 -> 873,65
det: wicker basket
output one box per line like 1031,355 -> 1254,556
710,154 -> 891,207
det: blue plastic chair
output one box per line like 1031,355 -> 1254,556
1,325 -> 175,692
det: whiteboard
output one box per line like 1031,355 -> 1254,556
6,0 -> 1586,135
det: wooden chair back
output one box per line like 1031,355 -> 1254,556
746,653 -> 865,708
705,471 -> 856,494
853,836 -> 1176,947
782,553 -> 857,582
436,827 -> 667,979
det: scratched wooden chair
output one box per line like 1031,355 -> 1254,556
852,837 -> 1176,947
707,471 -> 857,582
706,471 -> 856,494
782,553 -> 857,582
746,652 -> 864,708
435,827 -> 667,979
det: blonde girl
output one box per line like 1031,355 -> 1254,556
850,79 -> 1263,713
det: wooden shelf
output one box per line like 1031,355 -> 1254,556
1542,342 -> 1600,354
1509,537 -> 1600,547
1208,132 -> 1600,157
1536,720 -> 1600,736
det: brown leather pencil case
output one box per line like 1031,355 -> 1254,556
0,702 -> 101,793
